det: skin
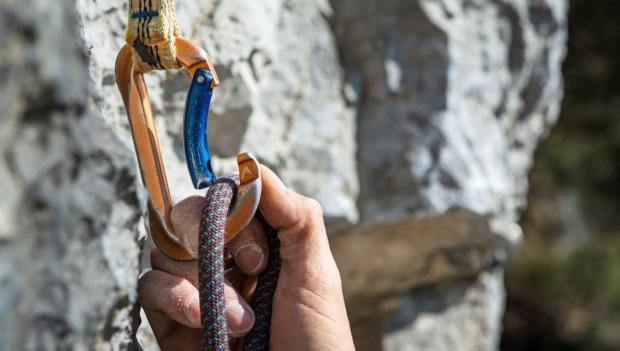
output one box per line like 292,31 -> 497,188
139,165 -> 356,351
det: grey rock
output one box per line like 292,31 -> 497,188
332,0 -> 567,243
329,0 -> 566,349
385,269 -> 505,351
0,0 -> 142,349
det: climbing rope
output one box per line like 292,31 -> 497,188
198,178 -> 280,351
198,179 -> 232,350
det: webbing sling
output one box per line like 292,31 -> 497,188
126,0 -> 181,72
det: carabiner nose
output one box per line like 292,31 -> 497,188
116,38 -> 262,261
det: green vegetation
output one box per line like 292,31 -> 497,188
502,1 -> 620,350
507,244 -> 620,351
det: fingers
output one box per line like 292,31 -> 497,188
169,166 -> 329,265
151,248 -> 199,286
150,248 -> 252,292
171,196 -> 268,275
154,323 -> 201,351
259,165 -> 328,262
139,268 -> 255,338
224,283 -> 255,338
227,218 -> 269,275
139,270 -> 201,329
170,196 -> 204,257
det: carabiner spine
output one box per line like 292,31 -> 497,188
117,45 -> 194,261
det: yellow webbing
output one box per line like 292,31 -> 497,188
125,0 -> 181,72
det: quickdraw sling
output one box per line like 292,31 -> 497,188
116,1 -> 281,350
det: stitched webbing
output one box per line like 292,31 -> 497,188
125,0 -> 181,72
199,178 -> 281,351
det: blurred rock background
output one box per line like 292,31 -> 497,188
501,1 -> 620,350
0,0 -> 583,350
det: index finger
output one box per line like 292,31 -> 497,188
227,218 -> 269,275
258,165 -> 328,262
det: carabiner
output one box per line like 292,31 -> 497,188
115,38 -> 262,261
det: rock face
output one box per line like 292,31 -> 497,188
0,0 -> 142,350
329,0 -> 567,349
0,0 -> 566,350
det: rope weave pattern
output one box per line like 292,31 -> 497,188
198,178 -> 281,351
199,179 -> 234,351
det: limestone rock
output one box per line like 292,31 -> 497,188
332,0 -> 567,242
328,0 -> 567,348
385,269 -> 505,351
0,0 -> 142,349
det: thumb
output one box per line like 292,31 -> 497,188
258,165 -> 330,263
170,195 -> 203,257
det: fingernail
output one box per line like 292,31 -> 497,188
185,293 -> 201,327
226,302 -> 254,337
235,244 -> 263,274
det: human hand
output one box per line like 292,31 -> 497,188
138,165 -> 355,350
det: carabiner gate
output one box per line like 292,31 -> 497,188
116,38 -> 261,261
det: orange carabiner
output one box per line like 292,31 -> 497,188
115,38 -> 261,261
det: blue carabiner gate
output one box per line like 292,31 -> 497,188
183,67 -> 263,244
184,68 -> 217,189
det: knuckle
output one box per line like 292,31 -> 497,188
138,271 -> 158,301
303,197 -> 323,218
150,247 -> 163,265
150,248 -> 172,272
294,262 -> 343,300
231,219 -> 263,248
